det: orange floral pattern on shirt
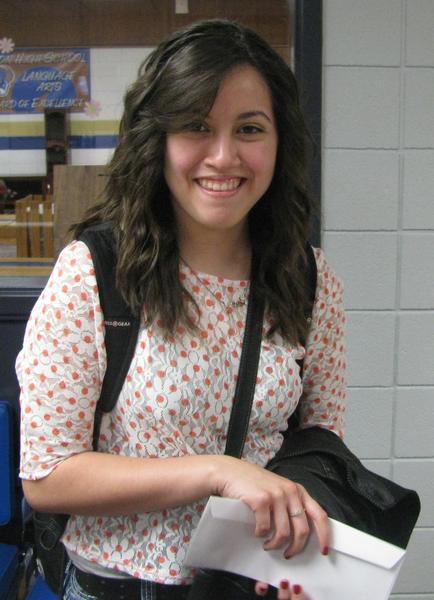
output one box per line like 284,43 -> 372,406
17,241 -> 346,583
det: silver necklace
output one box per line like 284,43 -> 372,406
181,258 -> 250,310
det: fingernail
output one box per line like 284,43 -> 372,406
280,579 -> 290,590
322,546 -> 329,556
256,588 -> 267,597
293,584 -> 302,595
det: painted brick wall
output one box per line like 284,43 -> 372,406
322,1 -> 434,598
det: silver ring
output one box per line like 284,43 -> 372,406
290,508 -> 305,518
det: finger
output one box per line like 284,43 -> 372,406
284,512 -> 310,557
277,579 -> 291,599
298,486 -> 330,555
255,581 -> 269,596
263,496 -> 291,550
254,503 -> 272,539
284,492 -> 310,557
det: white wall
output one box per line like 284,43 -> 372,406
323,1 -> 434,598
69,47 -> 151,167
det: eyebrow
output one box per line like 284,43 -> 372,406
238,111 -> 273,123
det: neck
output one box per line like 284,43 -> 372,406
177,228 -> 252,280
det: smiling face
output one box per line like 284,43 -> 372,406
164,65 -> 278,241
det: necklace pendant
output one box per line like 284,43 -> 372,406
181,257 -> 249,311
231,298 -> 247,308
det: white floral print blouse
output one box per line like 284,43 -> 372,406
17,241 -> 346,584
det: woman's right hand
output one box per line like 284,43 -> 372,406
213,455 -> 329,559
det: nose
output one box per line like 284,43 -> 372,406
205,133 -> 241,170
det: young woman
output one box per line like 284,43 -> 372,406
17,19 -> 346,600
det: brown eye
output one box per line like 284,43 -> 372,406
182,121 -> 208,133
239,124 -> 263,134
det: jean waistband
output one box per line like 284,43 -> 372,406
73,566 -> 191,600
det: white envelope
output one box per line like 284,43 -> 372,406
185,497 -> 406,600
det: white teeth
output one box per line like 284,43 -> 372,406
198,178 -> 241,191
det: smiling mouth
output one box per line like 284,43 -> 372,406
196,178 -> 244,192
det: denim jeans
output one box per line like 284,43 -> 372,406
63,564 -> 191,600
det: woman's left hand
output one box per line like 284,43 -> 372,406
255,580 -> 307,599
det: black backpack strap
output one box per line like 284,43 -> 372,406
32,224 -> 140,594
305,243 -> 318,316
287,244 -> 318,432
223,246 -> 316,457
298,243 -> 318,372
77,223 -> 140,448
224,276 -> 265,458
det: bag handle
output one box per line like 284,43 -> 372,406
224,273 -> 265,458
224,244 -> 317,458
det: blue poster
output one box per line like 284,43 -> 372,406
0,48 -> 90,114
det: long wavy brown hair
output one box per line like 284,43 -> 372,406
73,19 -> 315,344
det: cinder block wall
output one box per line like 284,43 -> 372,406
322,1 -> 434,598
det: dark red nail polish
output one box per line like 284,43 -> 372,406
322,546 -> 329,556
280,580 -> 289,590
293,584 -> 302,595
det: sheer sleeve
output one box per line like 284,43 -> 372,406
17,241 -> 106,480
298,248 -> 347,438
